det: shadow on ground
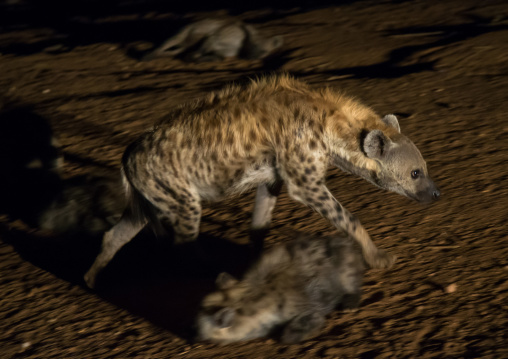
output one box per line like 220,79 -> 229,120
297,16 -> 508,79
0,222 -> 256,339
0,99 -> 257,339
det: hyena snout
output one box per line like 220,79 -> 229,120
416,180 -> 440,203
432,186 -> 441,200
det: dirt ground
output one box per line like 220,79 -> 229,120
1,0 -> 507,358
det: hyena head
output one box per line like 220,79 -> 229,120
242,24 -> 283,59
0,106 -> 62,172
196,272 -> 278,344
254,35 -> 284,58
362,115 -> 440,204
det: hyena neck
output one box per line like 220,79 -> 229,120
321,97 -> 396,183
331,153 -> 376,180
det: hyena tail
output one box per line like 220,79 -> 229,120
121,144 -> 166,236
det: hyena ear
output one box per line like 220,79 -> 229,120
216,272 -> 239,289
363,129 -> 391,159
213,307 -> 236,328
382,114 -> 401,132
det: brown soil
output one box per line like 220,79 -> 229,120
1,0 -> 507,358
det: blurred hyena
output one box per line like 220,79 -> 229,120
142,19 -> 283,62
0,105 -> 62,173
36,172 -> 125,235
196,233 -> 365,344
2,166 -> 124,236
84,74 -> 440,288
0,104 -> 124,234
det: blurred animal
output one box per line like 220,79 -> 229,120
35,172 -> 125,235
84,74 -> 440,288
142,19 -> 283,62
0,105 -> 61,223
2,167 -> 124,236
0,105 -> 62,172
196,233 -> 365,344
0,105 -> 124,235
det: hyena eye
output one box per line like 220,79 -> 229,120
411,170 -> 421,179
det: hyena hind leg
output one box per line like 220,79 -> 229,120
280,311 -> 326,344
156,192 -> 202,244
84,209 -> 146,289
250,181 -> 282,253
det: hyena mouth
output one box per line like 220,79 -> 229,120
411,189 -> 439,204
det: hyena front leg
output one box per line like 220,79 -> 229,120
84,209 -> 147,289
250,180 -> 283,252
286,179 -> 395,269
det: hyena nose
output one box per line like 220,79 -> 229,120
432,189 -> 441,200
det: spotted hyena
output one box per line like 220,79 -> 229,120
142,19 -> 283,62
84,75 -> 439,288
196,232 -> 364,344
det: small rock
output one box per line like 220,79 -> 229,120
44,44 -> 65,53
445,283 -> 457,293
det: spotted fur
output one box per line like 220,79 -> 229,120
196,233 -> 364,344
84,75 -> 439,288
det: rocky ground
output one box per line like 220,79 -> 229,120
0,0 -> 507,358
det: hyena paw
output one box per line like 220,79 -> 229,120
368,249 -> 396,269
83,270 -> 97,289
281,312 -> 325,344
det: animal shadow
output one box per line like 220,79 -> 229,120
297,15 -> 508,79
0,105 -> 60,172
1,224 -> 255,339
0,105 -> 63,226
